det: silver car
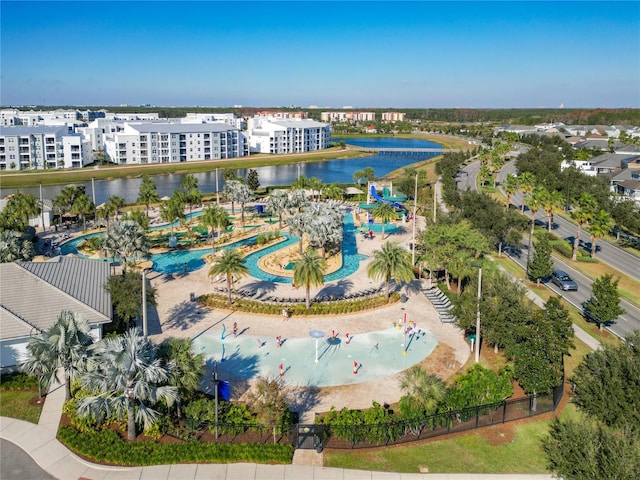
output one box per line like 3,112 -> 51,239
551,270 -> 578,291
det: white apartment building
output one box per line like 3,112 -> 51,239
183,113 -> 244,129
0,126 -> 91,171
103,122 -> 248,165
103,112 -> 160,121
245,118 -> 331,154
321,111 -> 376,122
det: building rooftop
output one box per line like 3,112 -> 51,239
126,122 -> 236,134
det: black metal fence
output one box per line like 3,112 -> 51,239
174,381 -> 563,451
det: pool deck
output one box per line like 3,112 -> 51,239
143,208 -> 470,422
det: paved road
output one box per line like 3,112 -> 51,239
456,158 -> 640,339
498,161 -> 640,282
0,439 -> 56,480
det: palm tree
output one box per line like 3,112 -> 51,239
542,189 -> 564,232
54,186 -> 85,228
200,204 -> 229,254
137,177 -> 160,220
71,193 -> 94,232
1,192 -> 41,232
234,183 -> 254,225
102,220 -> 150,269
518,172 -> 536,212
180,174 -> 201,218
266,190 -> 289,229
207,249 -> 248,304
372,202 -> 397,240
307,177 -> 323,202
399,365 -> 446,419
159,196 -> 185,237
223,179 -> 242,214
0,230 -> 35,262
286,212 -> 308,255
106,195 -> 125,221
293,247 -> 327,309
570,193 -> 596,261
502,174 -> 519,208
322,183 -> 344,201
77,328 -> 177,440
367,241 -> 414,301
588,210 -> 614,258
157,337 -> 204,418
23,310 -> 93,401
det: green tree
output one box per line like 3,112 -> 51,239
0,230 -> 35,262
588,209 -> 614,258
582,274 -> 625,331
570,193 -> 596,261
0,192 -> 41,232
371,202 -> 396,240
367,241 -> 414,301
157,337 -> 204,418
77,328 -> 178,440
53,186 -> 85,228
502,173 -> 520,207
444,364 -> 513,411
71,193 -> 94,232
23,310 -> 93,401
245,375 -> 292,444
121,208 -> 149,230
200,204 -> 229,254
179,174 -> 201,218
528,232 -> 554,285
105,271 -> 157,333
293,247 -> 327,309
541,188 -> 564,232
285,212 -> 308,255
207,249 -> 248,304
159,196 -> 185,237
137,177 -> 160,220
398,366 -> 446,420
246,169 -> 260,192
518,171 -> 536,212
266,190 -> 289,229
102,220 -> 150,270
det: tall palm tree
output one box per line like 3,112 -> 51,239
180,174 -> 201,218
372,202 -> 397,240
527,186 -> 546,238
137,177 -> 160,220
266,190 -> 289,229
367,241 -> 414,301
399,365 -> 446,419
207,249 -> 248,304
293,247 -> 327,309
234,183 -> 254,225
77,328 -> 177,440
106,195 -> 125,221
159,196 -> 185,237
570,193 -> 596,261
157,337 -> 204,418
286,212 -> 308,255
307,177 -> 323,202
222,179 -> 242,214
542,189 -> 564,232
53,186 -> 83,228
588,210 -> 614,258
71,193 -> 94,232
102,220 -> 150,269
200,204 -> 229,254
23,310 -> 93,401
502,174 -> 519,208
518,172 -> 536,212
0,230 -> 35,262
322,183 -> 344,201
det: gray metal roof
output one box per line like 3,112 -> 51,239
591,153 -> 637,169
616,179 -> 640,191
0,125 -> 69,136
269,119 -> 328,129
127,122 -> 236,134
0,257 -> 112,341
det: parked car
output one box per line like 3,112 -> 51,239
550,270 -> 578,291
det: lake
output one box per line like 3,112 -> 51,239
0,137 -> 442,204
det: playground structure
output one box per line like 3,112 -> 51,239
361,182 -> 409,220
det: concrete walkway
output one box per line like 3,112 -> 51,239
0,379 -> 555,480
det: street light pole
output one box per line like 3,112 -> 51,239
412,172 -> 418,266
213,361 -> 219,439
142,269 -> 148,339
475,266 -> 482,363
215,168 -> 220,205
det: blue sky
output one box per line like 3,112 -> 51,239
1,1 -> 639,108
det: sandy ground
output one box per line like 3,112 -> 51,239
142,208 -> 470,422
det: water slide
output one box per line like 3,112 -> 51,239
369,185 -> 406,211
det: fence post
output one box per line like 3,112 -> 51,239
502,401 -> 507,424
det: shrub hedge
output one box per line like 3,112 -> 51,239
200,292 -> 400,316
58,426 -> 294,466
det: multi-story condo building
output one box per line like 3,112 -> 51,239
255,111 -> 309,120
246,118 -> 331,154
183,113 -> 244,130
0,126 -> 91,170
381,112 -> 406,122
103,112 -> 160,121
321,111 -> 375,122
103,122 -> 248,165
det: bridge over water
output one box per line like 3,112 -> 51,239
350,146 -> 459,154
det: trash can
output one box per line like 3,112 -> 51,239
190,292 -> 196,302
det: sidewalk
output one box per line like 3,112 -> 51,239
0,379 -> 555,480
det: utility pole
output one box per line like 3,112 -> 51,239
215,168 -> 220,204
142,269 -> 148,339
412,172 -> 418,265
475,266 -> 482,363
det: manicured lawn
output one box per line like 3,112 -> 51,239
0,389 -> 43,424
324,420 -> 550,474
